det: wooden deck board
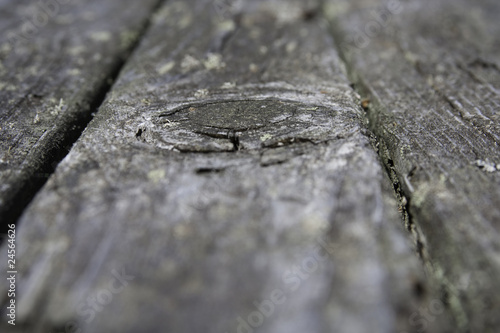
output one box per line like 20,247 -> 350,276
325,0 -> 500,331
0,0 -> 162,229
1,0 -> 499,332
0,1 -> 449,332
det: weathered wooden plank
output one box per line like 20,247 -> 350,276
0,0 -> 162,230
325,0 -> 500,331
0,0 -> 452,332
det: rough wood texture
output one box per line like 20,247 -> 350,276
0,0 -> 450,332
0,0 -> 161,229
326,0 -> 500,331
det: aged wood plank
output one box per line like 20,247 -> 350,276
0,0 -> 162,230
325,0 -> 500,331
0,0 -> 452,332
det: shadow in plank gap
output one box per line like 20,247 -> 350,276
0,0 -> 166,236
324,0 -> 500,332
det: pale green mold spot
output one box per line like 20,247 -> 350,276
67,68 -> 81,76
90,31 -> 112,42
323,2 -> 349,19
203,53 -> 225,70
68,46 -> 85,56
178,13 -> 193,29
120,30 -> 139,49
157,61 -> 175,75
181,55 -> 201,72
148,169 -> 166,183
217,20 -> 236,33
260,134 -> 273,142
50,98 -> 66,116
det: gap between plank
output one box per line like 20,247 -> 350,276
322,6 -> 469,331
0,0 -> 167,240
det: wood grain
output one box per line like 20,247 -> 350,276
0,0 -> 162,229
0,0 -> 450,332
326,0 -> 500,331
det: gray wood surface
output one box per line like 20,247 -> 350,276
0,0 -> 452,332
325,0 -> 500,331
0,0 -> 162,229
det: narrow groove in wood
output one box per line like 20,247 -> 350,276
0,0 -> 167,238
